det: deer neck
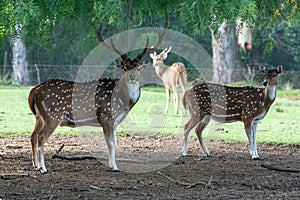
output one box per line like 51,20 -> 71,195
116,75 -> 140,110
128,80 -> 140,104
264,85 -> 277,106
154,61 -> 168,79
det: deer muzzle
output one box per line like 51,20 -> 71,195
129,72 -> 136,81
263,80 -> 269,87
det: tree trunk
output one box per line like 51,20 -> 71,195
10,24 -> 30,85
211,22 -> 241,84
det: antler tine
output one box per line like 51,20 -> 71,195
159,46 -> 172,57
158,47 -> 169,57
96,24 -> 128,60
165,46 -> 172,54
136,17 -> 169,60
109,38 -> 128,60
136,37 -> 150,60
150,25 -> 167,51
96,25 -> 115,52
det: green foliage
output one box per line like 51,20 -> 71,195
283,18 -> 300,70
0,0 -> 300,70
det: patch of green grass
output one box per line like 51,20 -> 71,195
0,85 -> 299,145
0,86 -> 78,137
277,89 -> 300,100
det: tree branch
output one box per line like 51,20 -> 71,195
261,164 -> 299,173
51,143 -> 96,160
157,171 -> 213,189
51,154 -> 96,160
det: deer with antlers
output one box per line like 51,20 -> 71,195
150,46 -> 187,114
28,24 -> 167,173
182,66 -> 283,160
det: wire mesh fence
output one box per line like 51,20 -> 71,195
0,65 -> 300,89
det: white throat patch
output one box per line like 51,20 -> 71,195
128,81 -> 140,103
268,85 -> 276,101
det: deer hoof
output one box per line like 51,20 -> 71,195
112,169 -> 120,172
34,167 -> 41,171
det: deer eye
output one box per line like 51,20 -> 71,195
272,74 -> 276,78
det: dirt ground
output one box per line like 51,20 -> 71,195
0,135 -> 299,200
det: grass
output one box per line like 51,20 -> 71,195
0,85 -> 299,145
0,85 -> 78,137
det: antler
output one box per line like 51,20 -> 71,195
96,25 -> 129,61
135,37 -> 150,60
136,18 -> 169,60
158,46 -> 172,58
96,17 -> 168,66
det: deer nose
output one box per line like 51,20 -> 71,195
129,72 -> 136,81
263,81 -> 268,87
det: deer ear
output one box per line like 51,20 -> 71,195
138,60 -> 149,70
142,60 -> 149,67
260,66 -> 267,73
114,59 -> 122,68
161,53 -> 168,60
277,65 -> 283,74
143,60 -> 149,65
149,53 -> 154,59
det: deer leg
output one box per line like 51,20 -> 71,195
251,122 -> 260,159
103,124 -> 119,172
244,120 -> 259,160
37,120 -> 59,174
173,87 -> 179,115
30,117 -> 43,171
244,121 -> 253,157
38,145 -> 47,173
164,85 -> 171,113
182,115 -> 201,156
195,115 -> 211,157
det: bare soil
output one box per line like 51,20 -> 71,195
0,135 -> 299,200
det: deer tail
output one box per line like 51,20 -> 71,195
178,73 -> 187,93
182,91 -> 189,112
28,88 -> 37,116
176,63 -> 187,93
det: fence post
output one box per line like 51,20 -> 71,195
35,64 -> 41,84
3,51 -> 7,75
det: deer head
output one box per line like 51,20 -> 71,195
261,65 -> 282,87
149,46 -> 172,66
96,26 -> 147,72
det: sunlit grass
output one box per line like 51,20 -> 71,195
0,85 -> 299,145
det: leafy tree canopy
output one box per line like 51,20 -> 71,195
0,0 -> 299,68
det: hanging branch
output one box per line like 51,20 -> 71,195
126,0 -> 132,50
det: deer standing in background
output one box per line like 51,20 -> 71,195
28,24 -> 167,173
182,66 -> 283,160
150,47 -> 187,114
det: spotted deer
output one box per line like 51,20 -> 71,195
182,66 -> 283,160
150,46 -> 187,114
28,24 -> 167,173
